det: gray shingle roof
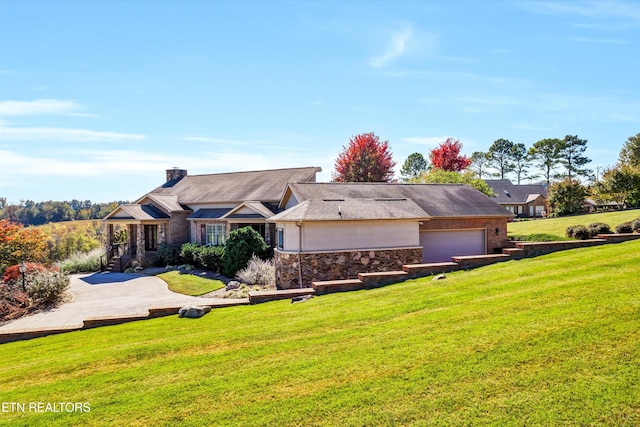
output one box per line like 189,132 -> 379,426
282,182 -> 511,218
270,198 -> 429,222
105,204 -> 170,221
149,167 -> 321,205
484,180 -> 547,204
189,208 -> 232,219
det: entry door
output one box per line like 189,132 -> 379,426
420,230 -> 486,263
144,225 -> 158,251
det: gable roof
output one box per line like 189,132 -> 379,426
281,182 -> 511,218
104,204 -> 170,221
148,167 -> 321,205
270,198 -> 429,222
485,180 -> 547,204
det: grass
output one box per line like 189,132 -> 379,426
1,240 -> 639,426
508,208 -> 640,238
156,270 -> 225,296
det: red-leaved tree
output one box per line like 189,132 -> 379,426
429,138 -> 472,172
333,132 -> 396,182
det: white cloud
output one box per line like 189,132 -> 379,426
370,27 -> 413,68
0,126 -> 146,142
0,99 -> 81,116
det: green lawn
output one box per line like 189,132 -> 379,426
157,270 -> 225,296
1,240 -> 639,426
508,208 -> 640,239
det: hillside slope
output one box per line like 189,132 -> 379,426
1,240 -> 639,426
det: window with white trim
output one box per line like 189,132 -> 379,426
206,224 -> 226,246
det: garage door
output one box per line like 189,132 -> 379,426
420,229 -> 486,263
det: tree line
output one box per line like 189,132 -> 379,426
333,132 -> 640,216
0,199 -> 126,226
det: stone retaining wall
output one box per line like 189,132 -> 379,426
274,247 -> 423,289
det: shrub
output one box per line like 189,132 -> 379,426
631,217 -> 640,232
566,225 -> 590,240
236,255 -> 275,287
25,270 -> 70,309
58,248 -> 106,273
197,245 -> 225,272
587,222 -> 611,237
2,263 -> 50,286
615,222 -> 633,234
221,227 -> 270,278
179,243 -> 200,266
0,283 -> 31,321
154,245 -> 182,267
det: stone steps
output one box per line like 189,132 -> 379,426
312,279 -> 364,295
248,288 -> 316,304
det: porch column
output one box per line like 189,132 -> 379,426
158,223 -> 166,246
106,224 -> 114,258
137,225 -> 145,263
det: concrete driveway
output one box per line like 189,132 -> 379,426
0,272 -> 244,335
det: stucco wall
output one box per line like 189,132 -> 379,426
274,246 -> 423,289
276,221 -> 419,252
420,217 -> 509,254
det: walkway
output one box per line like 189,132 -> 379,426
0,272 -> 247,341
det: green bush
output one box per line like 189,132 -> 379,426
587,222 -> 611,237
615,222 -> 633,234
179,243 -> 200,266
631,217 -> 640,232
58,248 -> 106,273
566,225 -> 590,240
197,245 -> 225,271
25,270 -> 70,309
221,227 -> 270,278
154,245 -> 182,266
236,255 -> 275,287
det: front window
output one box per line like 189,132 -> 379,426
206,224 -> 226,246
276,228 -> 284,250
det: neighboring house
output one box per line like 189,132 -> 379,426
269,182 -> 513,289
582,198 -> 622,212
103,167 -> 322,266
484,179 -> 547,218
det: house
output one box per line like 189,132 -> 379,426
268,182 -> 513,289
484,179 -> 547,218
103,167 -> 322,266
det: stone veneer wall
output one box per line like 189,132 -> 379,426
274,247 -> 423,289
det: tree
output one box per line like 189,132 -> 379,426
619,133 -> 640,168
429,138 -> 471,172
511,143 -> 533,184
558,135 -> 592,181
529,138 -> 563,187
487,139 -> 515,179
547,179 -> 588,216
409,169 -> 494,197
594,165 -> 640,208
399,152 -> 428,182
468,151 -> 492,179
0,220 -> 48,274
333,132 -> 395,182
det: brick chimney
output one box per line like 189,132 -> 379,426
166,168 -> 188,183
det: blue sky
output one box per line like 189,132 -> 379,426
2,0 -> 640,203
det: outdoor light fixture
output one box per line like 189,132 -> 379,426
19,261 -> 27,292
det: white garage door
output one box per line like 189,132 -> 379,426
420,229 -> 486,263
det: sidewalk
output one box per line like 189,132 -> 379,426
0,272 -> 248,343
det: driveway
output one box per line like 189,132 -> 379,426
0,272 -> 244,335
